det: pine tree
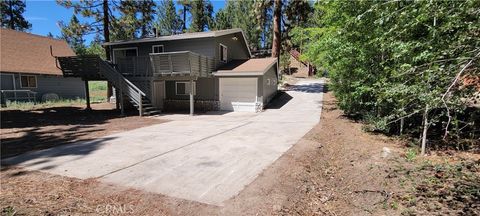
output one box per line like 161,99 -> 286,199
0,0 -> 31,31
178,0 -> 191,32
138,0 -> 156,37
157,0 -> 183,36
284,0 -> 313,50
212,2 -> 233,30
59,15 -> 87,55
114,0 -> 156,40
57,0 -> 116,99
254,0 -> 273,50
189,0 -> 213,32
214,0 -> 259,50
114,0 -> 138,40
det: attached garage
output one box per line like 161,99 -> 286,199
219,77 -> 258,111
215,58 -> 278,112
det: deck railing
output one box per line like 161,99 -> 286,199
116,56 -> 153,77
116,51 -> 214,77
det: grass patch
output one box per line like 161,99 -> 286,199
1,99 -> 86,111
89,81 -> 108,103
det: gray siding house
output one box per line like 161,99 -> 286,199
57,28 -> 278,115
0,28 -> 85,103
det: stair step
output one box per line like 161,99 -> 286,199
143,110 -> 161,116
132,103 -> 153,108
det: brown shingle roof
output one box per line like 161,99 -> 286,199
215,58 -> 277,76
0,28 -> 75,75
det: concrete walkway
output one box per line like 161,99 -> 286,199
3,79 -> 324,205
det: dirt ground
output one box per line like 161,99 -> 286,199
0,103 -> 167,158
1,90 -> 479,215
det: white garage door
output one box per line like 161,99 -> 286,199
220,77 -> 257,112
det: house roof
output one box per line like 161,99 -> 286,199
103,28 -> 252,57
214,58 -> 277,76
0,28 -> 75,75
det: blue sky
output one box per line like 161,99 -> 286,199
24,0 -> 226,43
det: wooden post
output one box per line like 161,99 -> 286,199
115,87 -> 120,110
139,95 -> 143,117
84,80 -> 91,111
190,79 -> 194,116
1,91 -> 6,107
119,88 -> 125,116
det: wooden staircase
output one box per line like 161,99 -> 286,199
56,56 -> 161,116
127,97 -> 161,116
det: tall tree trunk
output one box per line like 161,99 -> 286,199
8,1 -> 14,29
103,0 -> 113,100
421,104 -> 429,155
182,5 -> 187,31
271,0 -> 281,58
141,10 -> 147,37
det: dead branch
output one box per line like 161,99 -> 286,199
441,51 -> 480,140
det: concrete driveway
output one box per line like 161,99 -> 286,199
3,79 -> 324,205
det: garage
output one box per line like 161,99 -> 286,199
214,58 -> 278,112
219,77 -> 257,111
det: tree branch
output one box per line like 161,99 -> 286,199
441,51 -> 480,139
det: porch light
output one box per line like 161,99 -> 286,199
232,36 -> 238,41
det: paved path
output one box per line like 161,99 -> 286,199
3,79 -> 324,205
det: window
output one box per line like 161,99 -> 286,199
152,45 -> 164,53
267,79 -> 271,85
175,82 -> 196,95
20,75 -> 37,88
219,44 -> 228,62
124,49 -> 137,57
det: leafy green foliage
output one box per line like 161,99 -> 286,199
294,1 -> 480,147
0,0 -> 31,31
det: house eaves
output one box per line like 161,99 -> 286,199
103,28 -> 252,57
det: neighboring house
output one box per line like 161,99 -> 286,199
289,49 -> 315,77
0,28 -> 85,103
57,28 -> 278,115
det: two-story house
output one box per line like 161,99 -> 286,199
57,28 -> 278,115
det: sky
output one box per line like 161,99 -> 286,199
24,0 -> 226,43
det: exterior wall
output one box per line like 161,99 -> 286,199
109,32 -> 250,70
262,66 -> 278,104
162,77 -> 219,111
0,72 -> 85,101
164,77 -> 217,101
214,32 -> 250,68
110,38 -> 216,60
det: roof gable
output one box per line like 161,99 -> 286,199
0,28 -> 75,75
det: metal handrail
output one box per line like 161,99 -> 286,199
98,59 -> 146,116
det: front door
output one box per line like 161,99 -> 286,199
152,80 -> 165,110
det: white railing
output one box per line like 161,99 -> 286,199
149,51 -> 214,77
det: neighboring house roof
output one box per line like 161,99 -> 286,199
214,58 -> 277,76
103,28 -> 252,57
290,49 -> 308,66
0,28 -> 75,76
